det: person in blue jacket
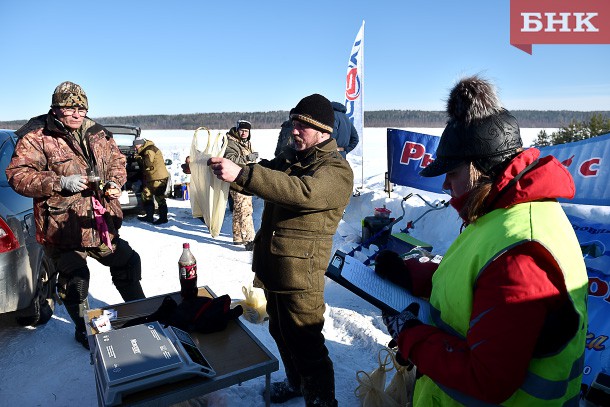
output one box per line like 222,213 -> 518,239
331,101 -> 359,158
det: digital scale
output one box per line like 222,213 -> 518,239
94,321 -> 215,406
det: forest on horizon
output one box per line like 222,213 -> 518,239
1,109 -> 608,130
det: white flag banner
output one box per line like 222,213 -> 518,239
344,21 -> 365,188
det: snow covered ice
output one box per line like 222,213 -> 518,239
1,127 -> 597,406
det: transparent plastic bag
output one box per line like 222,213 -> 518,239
189,127 -> 230,238
236,284 -> 268,324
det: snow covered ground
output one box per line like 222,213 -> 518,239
1,126 -> 591,407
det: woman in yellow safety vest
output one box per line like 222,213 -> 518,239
380,76 -> 588,406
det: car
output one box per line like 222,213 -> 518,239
104,125 -> 174,211
0,129 -> 55,326
104,125 -> 142,211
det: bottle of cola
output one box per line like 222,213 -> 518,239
179,243 -> 198,300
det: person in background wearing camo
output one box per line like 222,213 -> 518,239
224,120 -> 258,250
6,81 -> 146,349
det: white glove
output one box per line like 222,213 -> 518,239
60,174 -> 87,193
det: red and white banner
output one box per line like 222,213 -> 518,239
510,0 -> 610,54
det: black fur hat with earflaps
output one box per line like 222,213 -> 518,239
420,75 -> 523,178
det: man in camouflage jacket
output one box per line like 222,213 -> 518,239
224,120 -> 257,249
6,81 -> 145,349
208,94 -> 353,407
133,137 -> 170,224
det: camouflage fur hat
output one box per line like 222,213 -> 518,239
51,81 -> 88,109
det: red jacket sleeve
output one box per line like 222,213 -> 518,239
404,257 -> 437,298
396,242 -> 566,404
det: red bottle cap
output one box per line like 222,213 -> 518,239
183,243 -> 190,249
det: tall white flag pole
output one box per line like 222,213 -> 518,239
344,20 -> 365,195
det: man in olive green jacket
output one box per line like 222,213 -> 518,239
209,94 -> 353,407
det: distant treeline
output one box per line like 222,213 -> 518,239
2,110 -> 608,130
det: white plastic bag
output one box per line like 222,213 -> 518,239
355,347 -> 416,407
189,127 -> 230,238
355,348 -> 399,407
385,349 -> 417,407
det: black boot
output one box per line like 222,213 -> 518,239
302,368 -> 337,407
269,378 -> 303,403
65,301 -> 90,350
74,329 -> 90,350
153,203 -> 168,225
138,201 -> 154,223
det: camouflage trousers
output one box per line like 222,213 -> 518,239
230,190 -> 255,244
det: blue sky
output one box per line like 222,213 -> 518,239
1,1 -> 609,121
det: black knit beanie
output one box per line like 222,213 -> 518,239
290,94 -> 334,134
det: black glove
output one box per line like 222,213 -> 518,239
169,294 -> 243,333
382,302 -> 422,340
374,249 -> 412,290
395,350 -> 411,366
387,338 -> 412,367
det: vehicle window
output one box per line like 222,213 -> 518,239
0,137 -> 34,215
112,133 -> 136,147
0,138 -> 13,184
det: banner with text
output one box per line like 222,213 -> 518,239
567,214 -> 610,389
388,128 -> 610,206
538,132 -> 610,206
510,0 -> 610,54
344,21 -> 364,159
387,128 -> 444,193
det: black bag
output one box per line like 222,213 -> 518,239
121,294 -> 243,334
171,294 -> 243,333
121,295 -> 178,328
